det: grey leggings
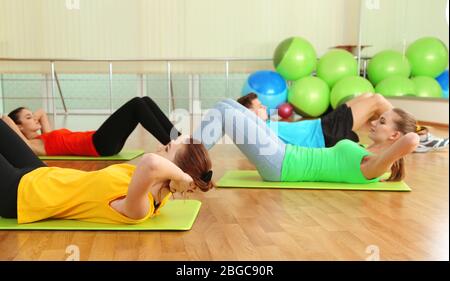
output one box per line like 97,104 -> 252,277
193,99 -> 286,181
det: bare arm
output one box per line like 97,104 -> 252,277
1,115 -> 33,147
350,93 -> 394,131
34,109 -> 52,133
361,132 -> 419,180
111,153 -> 192,220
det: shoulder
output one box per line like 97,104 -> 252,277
335,139 -> 355,146
335,139 -> 366,151
138,153 -> 165,170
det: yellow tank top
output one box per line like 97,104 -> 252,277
17,164 -> 171,224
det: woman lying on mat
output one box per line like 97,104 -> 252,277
237,93 -> 448,153
0,121 -> 213,224
1,96 -> 181,157
193,98 -> 419,183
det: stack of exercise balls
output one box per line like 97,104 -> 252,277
371,37 -> 449,98
273,37 -> 329,117
241,35 -> 449,119
244,36 -> 374,118
406,37 -> 449,98
277,39 -> 370,115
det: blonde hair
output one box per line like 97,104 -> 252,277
386,108 -> 417,182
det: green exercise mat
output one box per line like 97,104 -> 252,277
217,170 -> 411,192
38,150 -> 145,161
0,200 -> 201,231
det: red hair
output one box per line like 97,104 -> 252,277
174,138 -> 214,192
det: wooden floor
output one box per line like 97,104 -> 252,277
0,125 -> 448,261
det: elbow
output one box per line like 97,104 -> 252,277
1,115 -> 11,123
36,108 -> 47,115
140,153 -> 160,171
404,132 -> 420,152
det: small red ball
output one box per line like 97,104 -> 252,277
277,103 -> 294,119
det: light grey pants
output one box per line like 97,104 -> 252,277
193,98 -> 286,181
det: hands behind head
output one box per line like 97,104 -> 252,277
169,173 -> 194,194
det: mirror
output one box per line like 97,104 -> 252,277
359,0 -> 449,99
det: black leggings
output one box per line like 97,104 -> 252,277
0,120 -> 47,218
92,96 -> 181,156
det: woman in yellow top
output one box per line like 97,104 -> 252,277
0,119 -> 213,224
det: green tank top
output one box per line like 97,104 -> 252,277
280,139 -> 380,184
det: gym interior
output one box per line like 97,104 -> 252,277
0,0 -> 448,262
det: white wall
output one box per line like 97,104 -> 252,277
0,0 -> 360,59
387,97 -> 449,125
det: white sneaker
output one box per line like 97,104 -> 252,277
415,132 -> 449,153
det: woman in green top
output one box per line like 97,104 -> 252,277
194,99 -> 419,183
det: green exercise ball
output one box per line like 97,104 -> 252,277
375,76 -> 416,97
317,49 -> 358,88
273,37 -> 317,81
367,50 -> 411,85
406,37 -> 449,78
288,76 -> 330,117
411,76 -> 443,98
330,76 -> 374,108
